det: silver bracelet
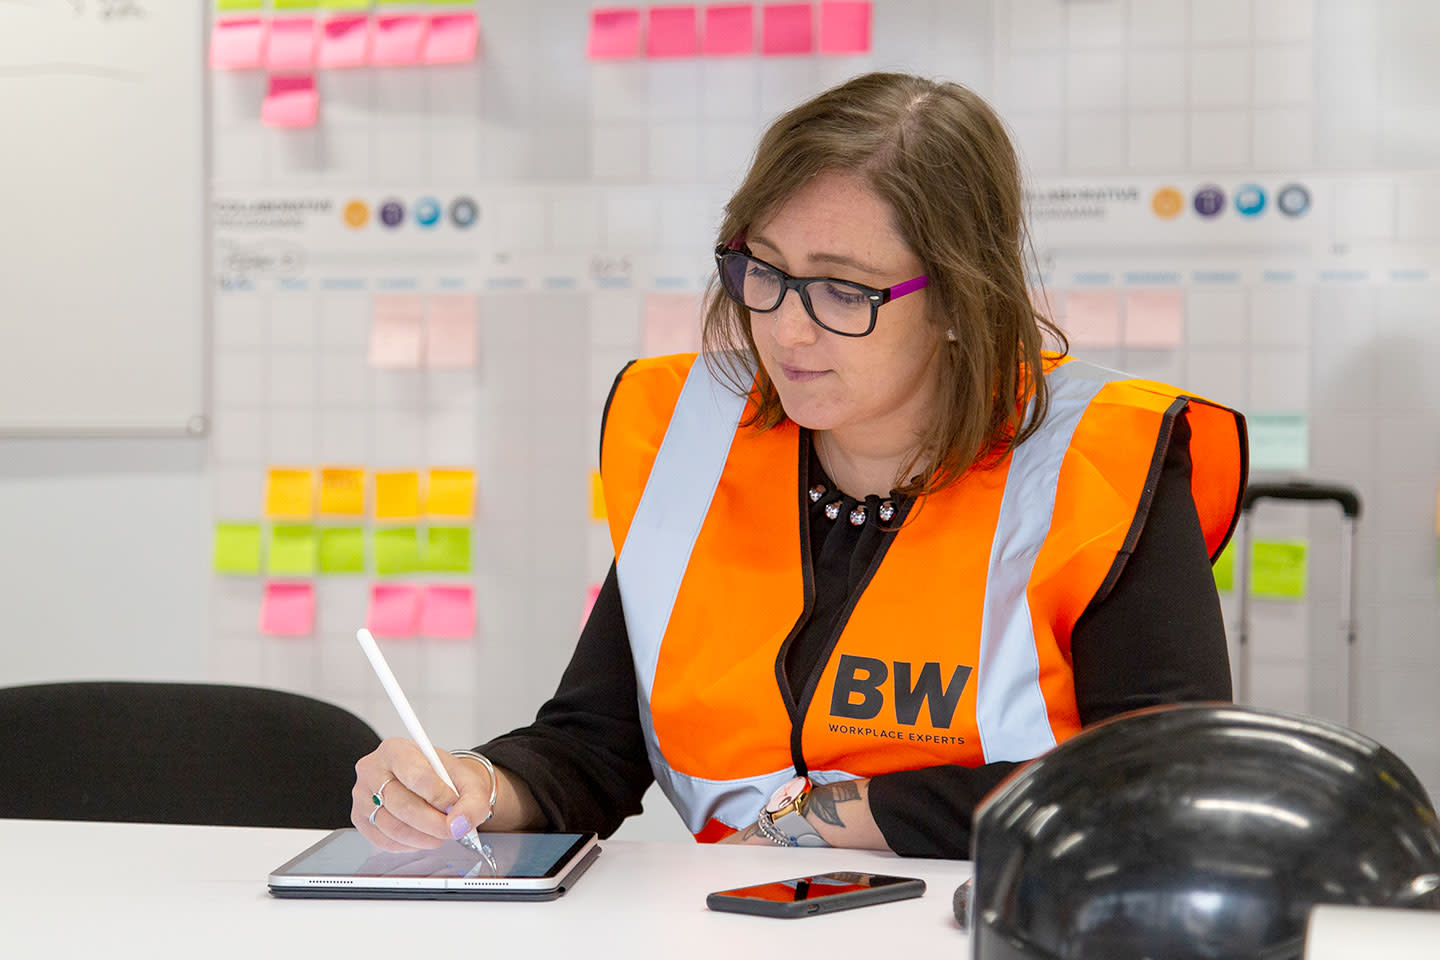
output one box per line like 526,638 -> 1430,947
450,749 -> 498,827
754,810 -> 797,848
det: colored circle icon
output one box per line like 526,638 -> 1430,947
1193,185 -> 1226,218
342,199 -> 370,229
449,197 -> 479,228
1151,187 -> 1184,220
1234,184 -> 1266,217
415,197 -> 442,228
1277,184 -> 1311,218
379,200 -> 405,228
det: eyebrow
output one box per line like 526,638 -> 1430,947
748,234 -> 888,279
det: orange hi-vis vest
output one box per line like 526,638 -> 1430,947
601,352 -> 1246,842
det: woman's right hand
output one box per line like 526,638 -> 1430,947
351,738 -> 496,853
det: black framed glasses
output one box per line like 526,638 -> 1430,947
714,245 -> 929,338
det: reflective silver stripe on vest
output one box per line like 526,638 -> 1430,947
615,357 -> 750,831
621,356 -> 1127,829
974,359 -> 1125,762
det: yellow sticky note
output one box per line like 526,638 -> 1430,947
265,467 -> 314,518
1251,540 -> 1307,599
426,467 -> 476,517
590,470 -> 607,522
319,467 -> 366,516
1212,542 -> 1234,593
374,470 -> 421,520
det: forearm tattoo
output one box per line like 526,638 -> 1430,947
737,822 -> 761,842
808,780 -> 861,828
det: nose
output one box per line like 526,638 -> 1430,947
768,288 -> 818,348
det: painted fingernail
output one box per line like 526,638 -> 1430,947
450,816 -> 472,840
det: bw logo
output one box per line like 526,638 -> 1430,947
829,654 -> 973,728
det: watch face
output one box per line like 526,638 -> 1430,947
767,776 -> 808,812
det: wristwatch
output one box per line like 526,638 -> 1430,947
757,776 -> 829,847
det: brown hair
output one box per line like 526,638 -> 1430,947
700,72 -> 1066,496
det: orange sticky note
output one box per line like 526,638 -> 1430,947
374,470 -> 421,520
426,468 -> 476,517
590,470 -> 607,522
819,1 -> 870,54
1124,290 -> 1185,348
265,467 -> 314,518
370,295 -> 424,368
372,15 -> 428,66
1062,290 -> 1121,348
704,4 -> 754,55
418,585 -> 475,639
318,15 -> 370,68
643,293 -> 703,356
267,16 -> 318,70
423,12 -> 479,64
588,7 -> 642,60
319,467 -> 366,516
762,3 -> 813,55
648,6 -> 698,57
260,581 -> 315,636
210,18 -> 268,70
367,583 -> 421,638
424,294 -> 477,368
260,74 -> 319,128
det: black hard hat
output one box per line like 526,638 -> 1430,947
967,703 -> 1440,960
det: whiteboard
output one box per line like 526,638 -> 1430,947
0,1 -> 206,434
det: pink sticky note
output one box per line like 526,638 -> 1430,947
260,581 -> 315,637
372,15 -> 428,67
424,12 -> 479,65
267,17 -> 318,70
418,585 -> 475,639
762,3 -> 813,55
1124,290 -> 1185,348
819,1 -> 869,54
425,294 -> 478,368
580,582 -> 603,631
1062,290 -> 1121,348
318,16 -> 370,69
643,293 -> 703,356
210,18 -> 268,70
588,8 -> 642,60
370,295 -> 424,368
367,583 -> 422,639
703,4 -> 754,55
648,6 -> 698,58
260,74 -> 319,129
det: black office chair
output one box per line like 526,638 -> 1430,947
0,681 -> 381,828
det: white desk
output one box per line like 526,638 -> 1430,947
1,819 -> 973,957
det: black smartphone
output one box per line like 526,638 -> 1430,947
706,870 -> 926,918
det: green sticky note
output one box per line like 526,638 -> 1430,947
273,0 -> 321,9
320,0 -> 370,8
216,0 -> 265,11
426,526 -> 472,572
1251,540 -> 1307,599
214,523 -> 262,575
375,526 -> 422,575
1212,542 -> 1235,592
268,524 -> 318,575
1248,413 -> 1309,472
318,527 -> 366,574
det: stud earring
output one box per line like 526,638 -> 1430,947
946,328 -> 958,342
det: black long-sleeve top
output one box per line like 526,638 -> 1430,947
480,407 -> 1232,859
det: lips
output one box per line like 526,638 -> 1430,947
777,362 -> 829,383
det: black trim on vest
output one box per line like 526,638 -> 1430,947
1090,397 -> 1186,606
776,429 -> 817,772
786,438 -> 917,777
598,359 -> 638,467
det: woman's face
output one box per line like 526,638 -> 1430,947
747,170 -> 942,453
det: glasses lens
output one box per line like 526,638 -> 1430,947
721,253 -> 784,311
806,280 -> 875,335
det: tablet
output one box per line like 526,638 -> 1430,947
267,829 -> 600,900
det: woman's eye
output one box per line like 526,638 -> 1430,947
823,284 -> 868,306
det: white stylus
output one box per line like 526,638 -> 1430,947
356,627 -> 486,855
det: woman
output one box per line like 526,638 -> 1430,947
352,73 -> 1246,859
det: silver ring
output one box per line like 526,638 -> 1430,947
368,776 -> 395,826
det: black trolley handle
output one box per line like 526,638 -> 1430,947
1235,479 -> 1363,727
1242,481 -> 1362,519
